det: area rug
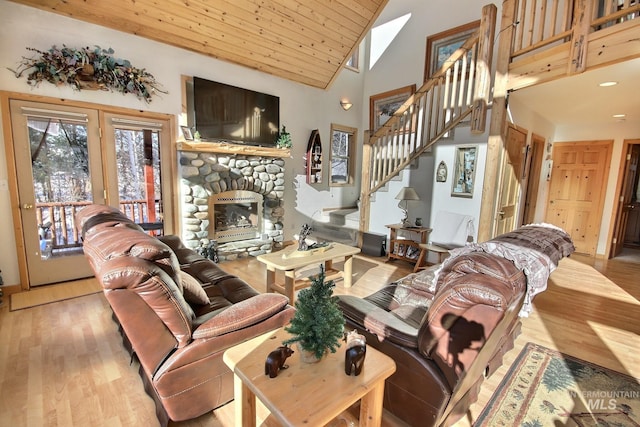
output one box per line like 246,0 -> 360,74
475,342 -> 640,426
11,278 -> 102,311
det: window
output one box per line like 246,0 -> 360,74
345,47 -> 360,72
330,124 -> 357,186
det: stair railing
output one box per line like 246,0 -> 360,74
359,5 -> 496,236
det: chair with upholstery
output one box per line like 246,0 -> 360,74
415,211 -> 475,269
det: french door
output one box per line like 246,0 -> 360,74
10,99 -> 173,287
11,100 -> 104,285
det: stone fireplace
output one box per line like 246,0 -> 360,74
178,145 -> 287,261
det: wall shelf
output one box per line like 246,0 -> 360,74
305,130 -> 323,184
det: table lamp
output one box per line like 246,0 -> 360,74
395,187 -> 419,226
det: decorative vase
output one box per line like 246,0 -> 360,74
296,342 -> 325,364
415,218 -> 423,226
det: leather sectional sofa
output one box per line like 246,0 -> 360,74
75,204 -> 295,426
338,224 -> 575,426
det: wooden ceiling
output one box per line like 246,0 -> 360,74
9,0 -> 389,89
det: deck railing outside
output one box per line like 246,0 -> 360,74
36,199 -> 162,253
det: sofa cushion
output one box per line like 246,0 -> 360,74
192,294 -> 289,339
179,271 -> 210,306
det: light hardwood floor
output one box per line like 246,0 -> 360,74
0,250 -> 638,427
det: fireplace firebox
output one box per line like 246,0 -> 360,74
210,190 -> 264,243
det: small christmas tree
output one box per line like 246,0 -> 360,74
275,125 -> 292,149
283,265 -> 344,360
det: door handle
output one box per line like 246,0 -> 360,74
498,211 -> 505,217
22,203 -> 34,209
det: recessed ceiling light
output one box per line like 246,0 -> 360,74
599,81 -> 618,87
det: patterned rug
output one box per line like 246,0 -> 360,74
475,342 -> 640,426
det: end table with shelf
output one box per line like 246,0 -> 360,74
385,224 -> 432,272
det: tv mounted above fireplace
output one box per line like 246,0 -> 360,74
191,77 -> 280,146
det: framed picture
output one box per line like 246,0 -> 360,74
424,20 -> 480,81
451,145 -> 478,198
369,84 -> 416,133
181,125 -> 194,141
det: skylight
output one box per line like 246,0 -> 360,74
369,13 -> 412,70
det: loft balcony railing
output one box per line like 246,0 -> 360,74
506,0 -> 639,89
511,0 -> 639,59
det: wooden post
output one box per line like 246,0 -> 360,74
568,0 -> 592,75
471,4 -> 497,134
478,0 -> 517,242
358,131 -> 372,247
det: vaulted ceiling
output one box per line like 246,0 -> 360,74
8,0 -> 389,89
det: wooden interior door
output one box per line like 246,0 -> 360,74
522,134 -> 545,225
495,124 -> 526,236
545,141 -> 612,256
610,141 -> 640,256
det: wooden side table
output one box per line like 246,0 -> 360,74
385,224 -> 431,272
223,328 -> 396,427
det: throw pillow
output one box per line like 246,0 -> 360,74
179,270 -> 210,306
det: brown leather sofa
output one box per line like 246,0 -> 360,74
75,204 -> 295,426
338,224 -> 575,426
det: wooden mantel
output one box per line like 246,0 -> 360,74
177,140 -> 291,158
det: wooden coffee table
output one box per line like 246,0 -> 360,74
257,242 -> 361,303
223,328 -> 396,427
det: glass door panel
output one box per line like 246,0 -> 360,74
103,113 -> 173,237
10,100 -> 104,286
115,128 -> 163,234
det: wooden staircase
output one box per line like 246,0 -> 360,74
358,4 -> 497,234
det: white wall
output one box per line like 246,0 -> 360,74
0,1 -> 365,286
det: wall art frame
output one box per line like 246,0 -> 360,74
369,84 -> 416,133
424,20 -> 480,82
451,144 -> 478,198
181,125 -> 194,141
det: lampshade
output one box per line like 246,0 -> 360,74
395,187 -> 420,201
340,100 -> 353,111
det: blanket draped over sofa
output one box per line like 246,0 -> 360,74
75,204 -> 295,426
337,223 -> 574,426
439,223 -> 575,316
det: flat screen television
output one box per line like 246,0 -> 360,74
192,77 -> 280,146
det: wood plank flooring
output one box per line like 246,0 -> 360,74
0,250 -> 638,427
